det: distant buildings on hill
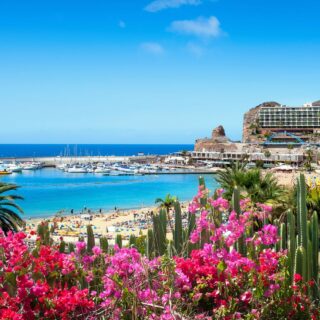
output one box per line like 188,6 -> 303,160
192,100 -> 320,168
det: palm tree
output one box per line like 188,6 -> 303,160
304,149 -> 314,172
216,162 -> 285,205
215,162 -> 247,200
155,194 -> 177,212
155,194 -> 177,230
0,182 -> 24,233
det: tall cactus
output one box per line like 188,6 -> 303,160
153,209 -> 167,256
37,222 -> 51,246
287,174 -> 319,298
294,246 -> 306,280
287,210 -> 296,283
68,242 -> 75,253
129,234 -> 136,247
296,174 -> 309,282
198,176 -> 207,206
100,236 -> 109,253
232,187 -> 246,256
297,174 -> 308,252
173,201 -> 183,255
86,225 -> 95,254
280,223 -> 287,250
311,211 -> 319,298
167,240 -> 173,258
115,234 -> 122,249
59,240 -> 66,253
146,229 -> 155,259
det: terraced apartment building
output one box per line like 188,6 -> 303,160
243,101 -> 320,146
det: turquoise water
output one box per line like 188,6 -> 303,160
0,169 -> 218,218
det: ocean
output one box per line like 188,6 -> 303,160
0,169 -> 219,218
0,144 -> 194,158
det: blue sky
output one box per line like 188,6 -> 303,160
1,0 -> 320,143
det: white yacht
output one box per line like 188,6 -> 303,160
22,162 -> 40,170
94,167 -> 111,174
6,163 -> 23,172
67,166 -> 87,173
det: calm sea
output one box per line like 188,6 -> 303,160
0,144 -> 194,158
1,169 -> 218,218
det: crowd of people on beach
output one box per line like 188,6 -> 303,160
25,202 -> 190,244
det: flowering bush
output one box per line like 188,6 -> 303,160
0,186 -> 318,319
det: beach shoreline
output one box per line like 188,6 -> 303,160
23,169 -> 320,246
25,202 -> 190,245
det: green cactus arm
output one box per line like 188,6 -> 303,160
173,201 -> 183,255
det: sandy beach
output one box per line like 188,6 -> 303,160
24,170 -> 320,246
273,170 -> 320,187
25,203 -> 189,245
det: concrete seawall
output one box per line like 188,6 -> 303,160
0,155 -> 159,166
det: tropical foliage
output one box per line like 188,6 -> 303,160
0,182 -> 24,233
215,162 -> 285,204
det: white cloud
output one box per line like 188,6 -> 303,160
140,42 -> 165,55
145,0 -> 201,12
169,16 -> 222,38
187,42 -> 204,57
118,20 -> 126,28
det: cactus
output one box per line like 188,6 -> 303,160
129,234 -> 136,247
37,221 -> 51,246
311,211 -> 319,298
296,174 -> 310,283
148,199 -> 200,258
146,229 -> 155,259
232,187 -> 241,216
153,209 -> 167,256
294,246 -> 306,281
187,212 -> 197,255
287,210 -> 296,283
280,223 -> 287,250
167,240 -> 173,258
115,234 -> 122,249
173,201 -> 183,255
287,174 -> 320,296
99,236 -> 109,253
297,174 -> 308,253
59,240 -> 66,253
232,188 -> 246,256
198,176 -> 207,206
86,225 -> 95,254
68,242 -> 75,253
